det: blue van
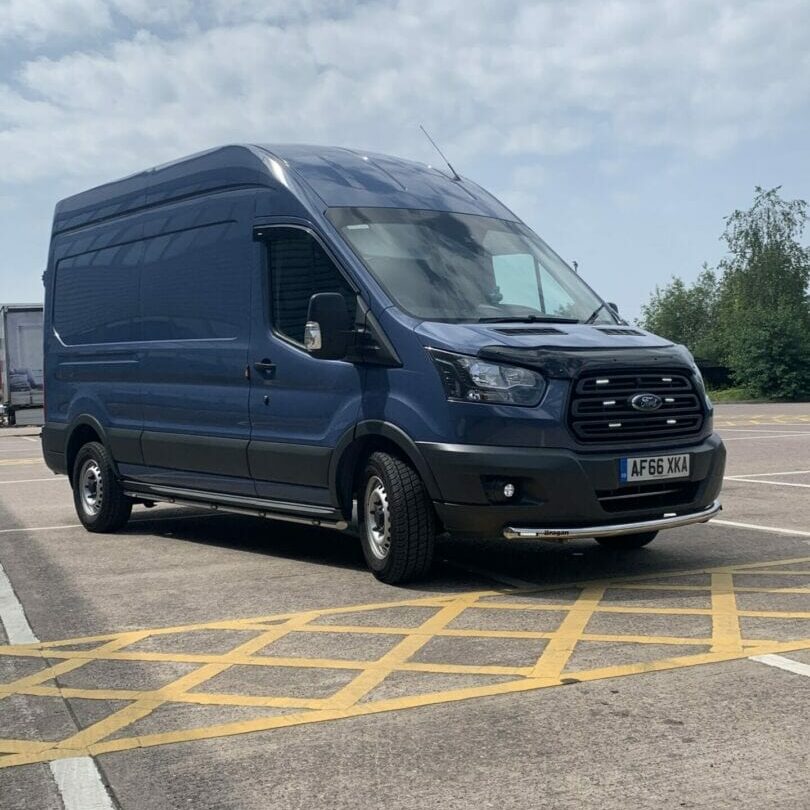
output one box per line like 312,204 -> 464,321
42,145 -> 724,583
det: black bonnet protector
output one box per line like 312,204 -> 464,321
478,343 -> 694,379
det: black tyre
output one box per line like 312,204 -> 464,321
72,441 -> 132,532
595,530 -> 658,550
359,451 -> 436,584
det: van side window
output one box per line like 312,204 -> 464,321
268,228 -> 355,345
53,243 -> 142,345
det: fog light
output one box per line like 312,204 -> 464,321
503,483 -> 516,499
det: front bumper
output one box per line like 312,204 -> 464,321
419,433 -> 725,538
503,500 -> 721,541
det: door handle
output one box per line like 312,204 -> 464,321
253,359 -> 276,375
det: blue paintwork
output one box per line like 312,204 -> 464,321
44,143 -> 691,511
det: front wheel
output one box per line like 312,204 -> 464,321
72,441 -> 132,532
359,451 -> 436,584
595,530 -> 658,550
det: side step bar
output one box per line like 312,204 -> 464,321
122,482 -> 349,531
503,501 -> 722,541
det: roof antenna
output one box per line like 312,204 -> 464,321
420,124 -> 461,181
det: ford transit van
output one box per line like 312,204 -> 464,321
42,145 -> 724,583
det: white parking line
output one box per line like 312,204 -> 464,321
0,561 -> 115,808
724,477 -> 810,489
719,427 -> 810,433
718,422 -> 810,428
723,432 -> 810,441
750,654 -> 810,678
0,522 -> 81,534
729,470 -> 810,478
0,478 -> 62,485
49,758 -> 116,810
0,562 -> 38,644
711,519 -> 810,539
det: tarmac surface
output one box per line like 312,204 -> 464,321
0,403 -> 808,809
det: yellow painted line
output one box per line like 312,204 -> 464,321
714,415 -> 810,427
0,457 -> 43,466
0,739 -> 50,755
739,610 -> 810,619
0,683 -> 326,710
619,583 -> 810,594
323,594 -> 480,710
529,585 -> 606,680
731,570 -> 810,575
710,573 -> 743,654
479,602 -> 714,616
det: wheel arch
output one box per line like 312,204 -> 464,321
65,415 -> 112,482
329,421 -> 442,519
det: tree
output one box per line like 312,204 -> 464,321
640,186 -> 810,399
639,266 -> 721,363
716,187 -> 810,399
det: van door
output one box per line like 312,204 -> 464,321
136,197 -> 253,495
248,225 -> 364,506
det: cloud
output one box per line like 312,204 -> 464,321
0,0 -> 114,43
0,0 -> 808,187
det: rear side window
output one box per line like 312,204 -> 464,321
268,228 -> 355,345
53,243 -> 142,345
140,220 -> 249,340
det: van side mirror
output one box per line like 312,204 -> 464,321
305,293 -> 351,360
607,302 -> 619,316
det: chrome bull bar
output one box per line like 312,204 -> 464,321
503,501 -> 722,541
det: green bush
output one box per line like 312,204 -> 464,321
724,309 -> 810,399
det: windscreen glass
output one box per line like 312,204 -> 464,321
327,207 -> 615,323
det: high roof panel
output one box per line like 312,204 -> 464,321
52,143 -> 517,236
52,145 -> 276,235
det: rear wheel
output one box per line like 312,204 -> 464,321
359,451 -> 436,584
595,530 -> 658,550
72,441 -> 132,532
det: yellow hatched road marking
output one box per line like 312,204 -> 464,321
0,555 -> 808,769
323,594 -> 480,709
529,585 -> 606,680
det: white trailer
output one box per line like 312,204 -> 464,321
0,304 -> 44,426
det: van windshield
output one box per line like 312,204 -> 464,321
327,207 -> 616,324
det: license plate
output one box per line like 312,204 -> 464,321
620,454 -> 690,483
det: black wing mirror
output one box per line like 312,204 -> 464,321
305,293 -> 351,360
607,302 -> 619,316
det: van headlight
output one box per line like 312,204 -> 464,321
428,348 -> 546,406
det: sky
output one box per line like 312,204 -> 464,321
1,0 -> 809,322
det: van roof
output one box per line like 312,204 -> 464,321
53,144 -> 516,235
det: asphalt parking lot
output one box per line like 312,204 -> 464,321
0,403 -> 808,809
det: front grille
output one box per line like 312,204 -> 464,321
569,369 -> 705,444
596,481 -> 699,513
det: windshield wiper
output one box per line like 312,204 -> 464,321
476,315 -> 580,324
584,302 -> 616,324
